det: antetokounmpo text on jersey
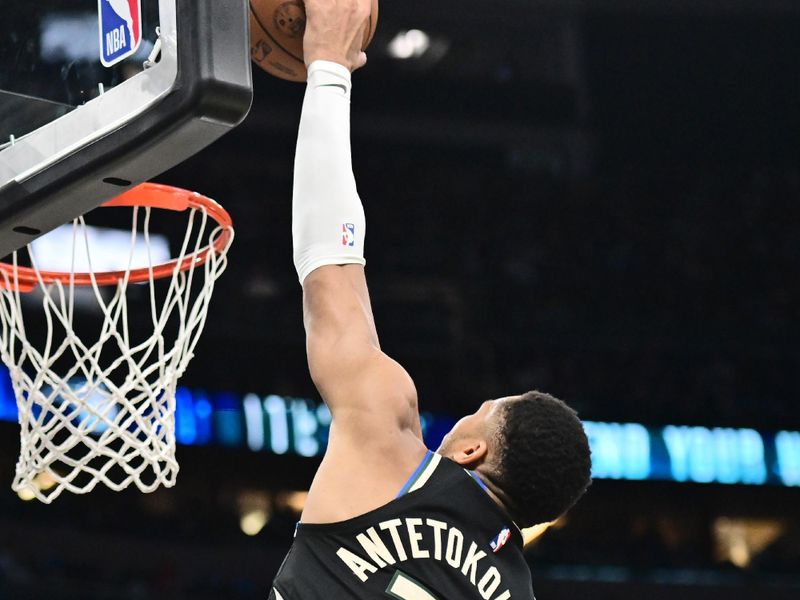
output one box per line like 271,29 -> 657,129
336,517 -> 513,599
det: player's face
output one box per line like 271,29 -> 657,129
436,395 -> 520,456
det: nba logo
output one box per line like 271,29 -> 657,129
490,527 -> 511,553
342,223 -> 356,247
98,0 -> 142,67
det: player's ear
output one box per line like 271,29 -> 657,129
450,439 -> 488,467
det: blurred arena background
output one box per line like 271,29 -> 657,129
1,0 -> 799,598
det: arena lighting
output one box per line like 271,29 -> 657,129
240,510 -> 269,536
237,490 -> 271,536
387,29 -> 431,60
522,516 -> 568,548
713,517 -> 784,568
275,490 -> 308,515
522,522 -> 555,547
29,223 -> 171,274
16,487 -> 35,502
1,370 -> 799,488
34,472 -> 57,492
15,472 -> 56,501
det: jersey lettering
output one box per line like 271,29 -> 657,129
336,547 -> 378,582
445,527 -> 464,568
407,518 -> 430,559
380,519 -> 409,561
461,542 -> 488,584
426,518 -> 447,560
357,527 -> 397,568
478,567 -> 502,599
275,460 -> 532,599
336,517 -> 511,600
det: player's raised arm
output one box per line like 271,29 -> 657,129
292,0 -> 426,522
271,5 -> 593,593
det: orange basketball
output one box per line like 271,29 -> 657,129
250,0 -> 379,82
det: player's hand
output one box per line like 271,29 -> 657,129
303,0 -> 370,72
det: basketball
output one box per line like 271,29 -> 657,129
250,0 -> 380,82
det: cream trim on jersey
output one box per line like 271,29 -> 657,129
273,588 -> 284,600
406,452 -> 442,494
386,570 -> 440,600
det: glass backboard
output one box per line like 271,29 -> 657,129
1,1 -> 162,137
0,0 -> 253,258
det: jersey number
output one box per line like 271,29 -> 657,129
386,571 -> 440,600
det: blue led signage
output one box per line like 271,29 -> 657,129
0,365 -> 798,487
582,421 -> 800,487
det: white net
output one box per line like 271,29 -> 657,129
0,200 -> 233,503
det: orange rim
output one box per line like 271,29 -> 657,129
0,183 -> 233,293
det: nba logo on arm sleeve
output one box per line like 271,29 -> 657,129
98,0 -> 142,67
342,223 -> 356,247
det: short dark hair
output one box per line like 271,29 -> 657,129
493,391 -> 592,528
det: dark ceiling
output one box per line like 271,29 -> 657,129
148,4 -> 800,430
1,0 -> 798,429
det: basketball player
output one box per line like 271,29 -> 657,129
270,1 -> 592,598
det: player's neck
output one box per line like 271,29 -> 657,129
474,467 -> 519,525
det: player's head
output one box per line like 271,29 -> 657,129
436,390 -> 592,528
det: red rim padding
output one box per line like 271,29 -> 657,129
0,183 -> 233,293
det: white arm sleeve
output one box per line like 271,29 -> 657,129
292,60 -> 366,285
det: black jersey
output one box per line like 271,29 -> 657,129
269,451 -> 535,600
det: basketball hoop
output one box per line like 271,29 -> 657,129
0,183 -> 234,503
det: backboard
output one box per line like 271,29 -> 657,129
0,0 -> 253,258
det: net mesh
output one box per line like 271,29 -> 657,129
0,203 -> 232,503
